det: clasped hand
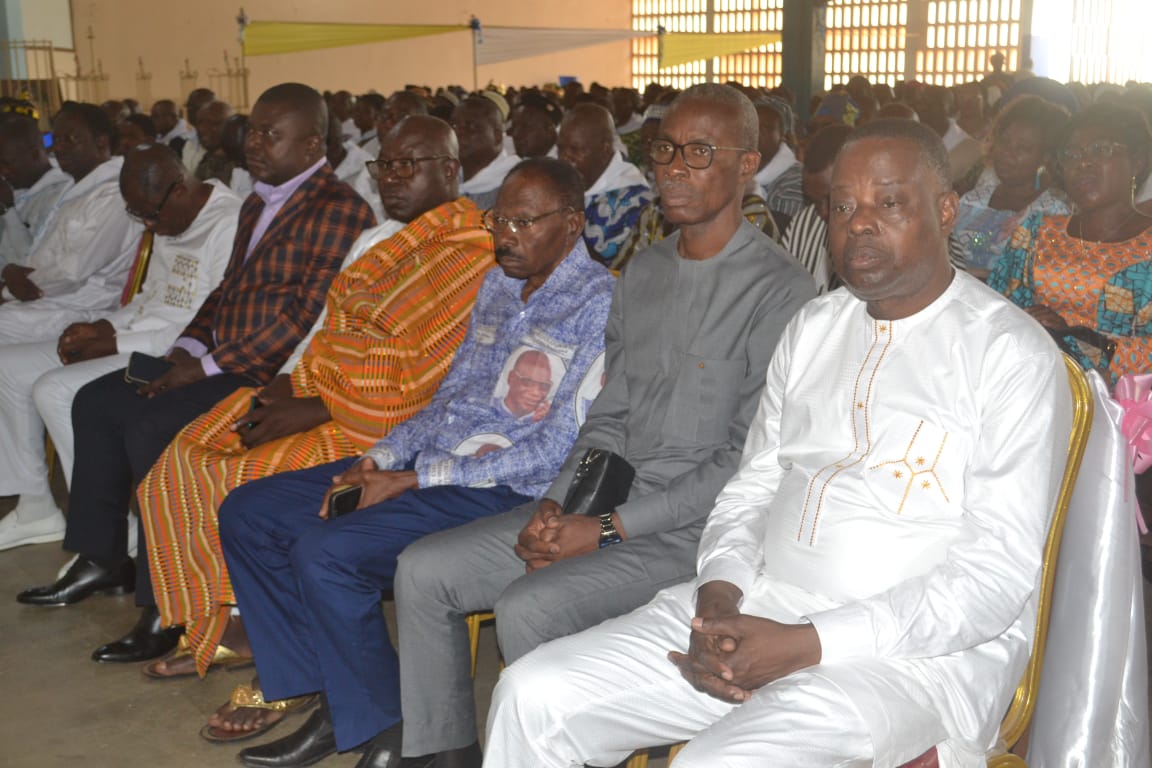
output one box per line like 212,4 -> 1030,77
57,319 -> 117,363
514,499 -> 603,573
667,581 -> 822,704
316,457 -> 419,518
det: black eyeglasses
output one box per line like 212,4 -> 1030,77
1057,141 -> 1127,167
366,156 -> 452,180
126,178 -> 181,224
482,207 -> 573,234
648,140 -> 754,170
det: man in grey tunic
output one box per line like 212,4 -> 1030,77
392,83 -> 816,768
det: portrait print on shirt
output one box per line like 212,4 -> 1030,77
574,351 -> 607,427
491,345 -> 565,423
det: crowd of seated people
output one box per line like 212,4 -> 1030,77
0,59 -> 1148,768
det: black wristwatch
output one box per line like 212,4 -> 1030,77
597,511 -> 622,548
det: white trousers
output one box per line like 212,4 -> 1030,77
0,338 -> 127,496
485,581 -> 968,768
0,300 -> 102,346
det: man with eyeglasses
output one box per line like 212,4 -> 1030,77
0,102 -> 141,337
390,83 -> 815,768
0,143 -> 241,551
128,116 -> 492,726
555,103 -> 652,264
214,156 -> 612,768
16,83 -> 375,667
486,117 -> 1071,768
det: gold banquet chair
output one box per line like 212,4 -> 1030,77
626,355 -> 1094,768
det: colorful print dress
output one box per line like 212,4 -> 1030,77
989,211 -> 1152,380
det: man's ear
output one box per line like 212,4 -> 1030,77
739,149 -> 761,178
938,188 -> 960,234
305,134 -> 324,162
568,210 -> 586,237
443,157 -> 461,180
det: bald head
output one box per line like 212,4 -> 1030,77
121,143 -> 185,196
389,114 -> 458,159
120,143 -> 211,237
256,83 -> 328,138
374,115 -> 461,223
669,84 -> 758,147
557,103 -> 617,190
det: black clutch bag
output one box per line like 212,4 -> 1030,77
561,448 -> 635,517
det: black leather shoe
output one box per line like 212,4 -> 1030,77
397,742 -> 481,768
239,709 -> 336,768
17,556 -> 134,606
354,721 -> 403,768
91,606 -> 183,663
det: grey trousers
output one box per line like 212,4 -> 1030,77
393,499 -> 702,756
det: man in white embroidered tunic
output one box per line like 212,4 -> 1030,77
484,118 -> 1073,768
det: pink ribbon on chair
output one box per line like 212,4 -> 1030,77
1114,373 -> 1152,533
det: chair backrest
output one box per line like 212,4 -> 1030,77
997,354 -> 1094,750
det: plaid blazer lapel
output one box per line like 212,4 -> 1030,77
251,164 -> 336,256
224,194 -> 265,276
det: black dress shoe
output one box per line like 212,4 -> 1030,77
354,721 -> 403,768
239,709 -> 336,768
17,555 -> 134,606
398,742 -> 481,768
91,606 -> 183,663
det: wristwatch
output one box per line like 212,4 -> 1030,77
597,511 -> 622,548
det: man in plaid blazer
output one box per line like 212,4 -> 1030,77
16,83 -> 376,666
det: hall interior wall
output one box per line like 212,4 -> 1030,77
68,0 -> 633,108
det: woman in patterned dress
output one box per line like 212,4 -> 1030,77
989,102 -> 1152,382
952,95 -> 1071,281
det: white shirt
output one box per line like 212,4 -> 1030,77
277,218 -> 406,375
616,113 -> 644,135
584,152 -> 649,202
459,149 -> 521,209
5,156 -> 143,308
754,143 -> 799,189
333,140 -> 382,225
0,165 -> 72,267
104,180 -> 241,355
181,135 -> 205,176
158,118 -> 195,145
1138,174 -> 1152,204
230,167 -> 254,201
697,270 -> 1072,756
341,117 -> 361,145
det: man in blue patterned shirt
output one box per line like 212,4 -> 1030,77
216,157 -> 613,768
557,103 -> 652,264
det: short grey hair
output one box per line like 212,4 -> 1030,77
670,83 -> 759,149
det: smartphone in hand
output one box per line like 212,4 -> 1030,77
124,352 -> 173,385
328,485 -> 363,518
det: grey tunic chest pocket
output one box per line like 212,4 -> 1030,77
661,353 -> 747,444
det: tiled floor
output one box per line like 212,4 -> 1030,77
0,481 -> 1143,767
0,486 -> 511,768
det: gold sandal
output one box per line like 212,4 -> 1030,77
142,634 -> 254,680
198,682 -> 319,744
